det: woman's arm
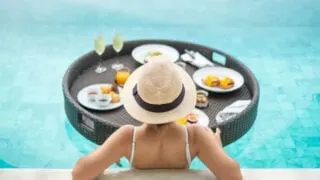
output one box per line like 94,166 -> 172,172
72,125 -> 133,180
193,126 -> 242,180
214,128 -> 223,147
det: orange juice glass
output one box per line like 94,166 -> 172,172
115,67 -> 130,86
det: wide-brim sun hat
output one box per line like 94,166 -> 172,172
121,55 -> 197,124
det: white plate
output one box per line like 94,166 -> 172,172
77,84 -> 123,111
193,67 -> 244,93
192,108 -> 209,126
131,44 -> 180,64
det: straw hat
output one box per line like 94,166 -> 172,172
121,55 -> 196,124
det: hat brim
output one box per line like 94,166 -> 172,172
121,65 -> 197,124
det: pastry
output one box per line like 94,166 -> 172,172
100,85 -> 112,94
110,91 -> 121,103
203,75 -> 220,87
219,77 -> 234,89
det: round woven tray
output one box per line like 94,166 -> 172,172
63,39 -> 260,146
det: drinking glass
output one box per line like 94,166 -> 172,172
111,34 -> 124,70
115,67 -> 131,86
94,36 -> 107,73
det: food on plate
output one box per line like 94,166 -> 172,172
111,83 -> 119,94
176,117 -> 187,125
219,77 -> 234,89
196,90 -> 209,108
202,75 -> 235,90
148,51 -> 162,57
203,75 -> 220,87
87,88 -> 98,101
176,111 -> 200,125
97,84 -> 121,103
144,51 -> 163,63
186,112 -> 199,124
100,85 -> 112,94
110,91 -> 121,103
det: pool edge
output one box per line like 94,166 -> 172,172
0,168 -> 319,180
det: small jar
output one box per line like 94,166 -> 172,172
196,90 -> 209,109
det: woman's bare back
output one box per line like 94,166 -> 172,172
127,123 -> 196,169
72,124 -> 242,180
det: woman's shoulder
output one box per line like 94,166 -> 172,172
187,124 -> 212,134
118,124 -> 135,135
119,124 -> 135,131
112,125 -> 135,142
187,125 -> 216,143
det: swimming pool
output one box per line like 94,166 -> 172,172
0,0 -> 319,168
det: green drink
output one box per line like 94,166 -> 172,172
111,34 -> 124,70
95,37 -> 105,55
112,34 -> 124,53
94,36 -> 107,73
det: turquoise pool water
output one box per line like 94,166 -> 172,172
1,0 -> 320,168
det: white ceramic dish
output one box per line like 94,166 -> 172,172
131,44 -> 180,64
193,67 -> 244,93
77,84 -> 123,111
192,108 -> 209,126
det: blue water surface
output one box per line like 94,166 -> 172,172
0,0 -> 320,168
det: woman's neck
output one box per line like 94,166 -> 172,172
144,123 -> 174,132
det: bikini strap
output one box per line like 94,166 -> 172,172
185,126 -> 191,167
129,127 -> 137,165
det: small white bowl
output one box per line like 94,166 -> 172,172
87,88 -> 98,101
96,94 -> 112,107
88,93 -> 98,102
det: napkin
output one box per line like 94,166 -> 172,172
180,51 -> 215,68
216,100 -> 251,124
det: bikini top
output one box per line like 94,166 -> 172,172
129,126 -> 191,167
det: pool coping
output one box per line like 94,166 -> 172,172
0,168 -> 319,180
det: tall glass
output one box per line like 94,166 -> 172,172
111,34 -> 124,70
94,36 -> 107,73
115,67 -> 131,86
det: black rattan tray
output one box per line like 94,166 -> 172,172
63,39 -> 259,146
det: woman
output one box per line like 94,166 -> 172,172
72,56 -> 242,180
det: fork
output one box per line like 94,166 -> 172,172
184,49 -> 216,67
